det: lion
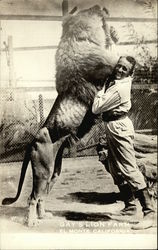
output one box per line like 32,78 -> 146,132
2,5 -> 119,226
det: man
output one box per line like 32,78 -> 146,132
92,56 -> 155,229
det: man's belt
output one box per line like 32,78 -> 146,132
102,111 -> 127,122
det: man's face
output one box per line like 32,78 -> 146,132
114,57 -> 133,80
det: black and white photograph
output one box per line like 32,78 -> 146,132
0,0 -> 157,249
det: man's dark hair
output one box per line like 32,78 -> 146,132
125,56 -> 136,75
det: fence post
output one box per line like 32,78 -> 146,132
8,36 -> 15,88
0,21 -> 1,88
39,94 -> 45,126
69,145 -> 77,158
62,0 -> 68,16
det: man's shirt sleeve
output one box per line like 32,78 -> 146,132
92,85 -> 121,114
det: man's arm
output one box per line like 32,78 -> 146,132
92,85 -> 121,114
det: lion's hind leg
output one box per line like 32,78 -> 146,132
27,197 -> 39,227
27,127 -> 54,226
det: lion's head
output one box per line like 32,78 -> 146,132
55,5 -> 119,106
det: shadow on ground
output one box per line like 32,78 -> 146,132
50,210 -> 139,225
52,210 -> 111,221
58,191 -> 121,205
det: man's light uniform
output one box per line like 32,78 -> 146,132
92,77 -> 146,191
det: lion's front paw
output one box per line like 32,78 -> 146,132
26,201 -> 38,227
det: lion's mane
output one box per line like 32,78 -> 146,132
55,5 -> 118,107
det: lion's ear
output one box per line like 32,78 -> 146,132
62,14 -> 73,27
69,6 -> 77,15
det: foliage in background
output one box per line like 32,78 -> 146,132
136,0 -> 156,17
124,21 -> 157,84
121,0 -> 157,84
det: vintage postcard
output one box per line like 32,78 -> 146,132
0,0 -> 157,249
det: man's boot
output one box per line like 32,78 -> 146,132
131,188 -> 155,230
118,184 -> 137,216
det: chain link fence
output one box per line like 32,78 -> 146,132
0,83 -> 157,162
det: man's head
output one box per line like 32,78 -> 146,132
114,56 -> 136,80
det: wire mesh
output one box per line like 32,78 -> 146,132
0,86 -> 157,162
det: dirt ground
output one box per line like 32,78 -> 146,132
0,156 -> 157,237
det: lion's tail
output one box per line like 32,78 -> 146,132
2,143 -> 32,205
